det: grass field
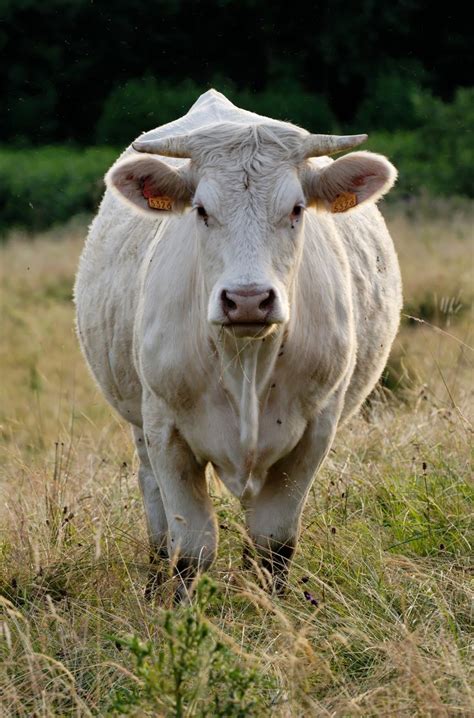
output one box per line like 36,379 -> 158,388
0,200 -> 473,716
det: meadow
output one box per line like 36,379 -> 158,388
0,199 -> 472,716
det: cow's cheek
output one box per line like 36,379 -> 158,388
271,229 -> 301,285
199,232 -> 227,294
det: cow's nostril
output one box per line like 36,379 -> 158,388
221,290 -> 237,312
259,289 -> 275,311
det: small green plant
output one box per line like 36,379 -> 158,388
108,577 -> 274,717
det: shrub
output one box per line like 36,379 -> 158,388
96,77 -> 204,145
365,88 -> 474,197
235,83 -> 337,132
1,88 -> 472,234
108,577 -> 275,717
96,77 -> 337,145
355,73 -> 424,132
0,145 -> 116,234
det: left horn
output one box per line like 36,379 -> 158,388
132,134 -> 191,158
303,133 -> 368,158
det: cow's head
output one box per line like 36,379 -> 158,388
107,124 -> 396,338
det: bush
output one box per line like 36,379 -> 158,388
366,88 -> 474,197
96,77 -> 204,145
354,62 -> 428,132
413,87 -> 474,196
97,77 -> 338,145
237,83 -> 336,133
1,87 -> 472,234
108,577 -> 275,717
0,145 -> 117,234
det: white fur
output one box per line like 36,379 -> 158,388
74,90 -> 402,581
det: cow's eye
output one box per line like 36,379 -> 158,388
196,205 -> 208,219
292,204 -> 303,217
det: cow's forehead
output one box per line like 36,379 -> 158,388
194,163 -> 303,220
189,123 -> 306,169
188,125 -> 308,215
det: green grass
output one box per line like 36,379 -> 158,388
0,201 -> 472,716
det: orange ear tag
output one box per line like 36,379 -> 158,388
141,177 -> 173,211
147,196 -> 173,211
330,192 -> 357,213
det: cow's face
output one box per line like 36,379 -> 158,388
108,124 -> 396,338
192,163 -> 306,337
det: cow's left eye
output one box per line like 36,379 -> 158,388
292,205 -> 304,217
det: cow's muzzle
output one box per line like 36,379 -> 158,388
209,284 -> 286,337
221,287 -> 275,323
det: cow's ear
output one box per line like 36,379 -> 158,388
105,155 -> 193,215
304,151 -> 397,213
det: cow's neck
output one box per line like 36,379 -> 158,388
213,328 -> 284,457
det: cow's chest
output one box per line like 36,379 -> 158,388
177,379 -> 308,497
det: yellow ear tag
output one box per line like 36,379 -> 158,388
330,192 -> 357,213
148,196 -> 173,211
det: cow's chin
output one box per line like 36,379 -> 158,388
222,322 -> 275,339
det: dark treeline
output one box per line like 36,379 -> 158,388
0,1 -> 471,233
0,0 -> 470,145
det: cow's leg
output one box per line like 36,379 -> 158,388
141,411 -> 218,603
245,396 -> 343,593
132,426 -> 169,598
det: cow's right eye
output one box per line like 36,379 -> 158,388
196,206 -> 208,219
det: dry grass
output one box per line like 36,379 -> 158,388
0,201 -> 473,716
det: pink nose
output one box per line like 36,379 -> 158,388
221,287 -> 276,323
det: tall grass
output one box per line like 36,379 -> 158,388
0,200 -> 472,716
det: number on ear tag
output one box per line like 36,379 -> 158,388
330,192 -> 357,213
148,196 -> 173,211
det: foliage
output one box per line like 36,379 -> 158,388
366,88 -> 474,196
1,87 -> 473,235
96,77 -> 205,145
108,577 -> 273,717
0,1 -> 470,145
0,145 -> 116,234
355,64 -> 428,132
96,76 -> 337,145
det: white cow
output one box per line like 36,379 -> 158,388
74,90 -> 402,600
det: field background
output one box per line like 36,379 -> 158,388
1,1 -> 473,715
1,199 -> 472,716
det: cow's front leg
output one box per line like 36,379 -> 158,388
245,398 -> 343,593
142,411 -> 218,603
132,427 -> 169,598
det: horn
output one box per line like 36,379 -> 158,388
303,133 -> 368,158
132,134 -> 191,158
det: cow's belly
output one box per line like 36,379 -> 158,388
178,391 -> 308,498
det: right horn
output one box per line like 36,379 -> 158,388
303,133 -> 368,158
